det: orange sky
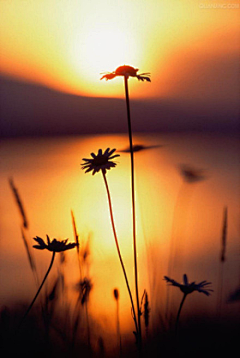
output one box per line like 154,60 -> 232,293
0,0 -> 239,100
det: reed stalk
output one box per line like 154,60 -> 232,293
216,206 -> 228,316
71,210 -> 82,280
113,288 -> 122,356
71,211 -> 92,351
9,178 -> 28,229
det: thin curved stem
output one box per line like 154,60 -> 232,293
175,293 -> 187,339
124,76 -> 142,345
102,172 -> 138,335
18,251 -> 56,329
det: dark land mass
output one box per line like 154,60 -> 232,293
0,75 -> 239,138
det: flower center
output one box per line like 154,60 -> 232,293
93,155 -> 108,166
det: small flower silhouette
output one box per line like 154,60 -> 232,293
19,235 -> 77,329
164,274 -> 213,337
33,235 -> 77,252
164,274 -> 213,296
100,65 -> 151,82
81,148 -> 120,175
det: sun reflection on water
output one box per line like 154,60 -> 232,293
0,133 -> 240,337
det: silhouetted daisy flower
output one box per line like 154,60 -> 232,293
81,148 -> 120,175
100,65 -> 151,82
19,235 -> 77,328
81,147 -> 139,338
33,235 -> 77,252
164,274 -> 213,296
164,274 -> 213,337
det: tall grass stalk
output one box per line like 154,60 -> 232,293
9,178 -> 38,285
71,210 -> 82,279
113,288 -> 122,356
102,171 -> 138,337
9,177 -> 28,229
71,211 -> 92,351
124,76 -> 142,346
20,228 -> 39,285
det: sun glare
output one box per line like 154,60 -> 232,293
67,24 -> 141,97
71,27 -> 138,77
0,0 -> 239,99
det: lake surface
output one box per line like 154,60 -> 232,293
0,132 -> 239,340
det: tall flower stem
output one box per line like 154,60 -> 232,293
124,75 -> 142,345
175,293 -> 187,339
18,251 -> 56,329
102,172 -> 138,336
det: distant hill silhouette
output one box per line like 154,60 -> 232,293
0,75 -> 239,137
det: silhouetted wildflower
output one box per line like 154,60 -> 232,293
100,65 -> 150,348
33,235 -> 77,252
81,148 -> 119,175
19,235 -> 77,329
164,274 -> 213,338
100,65 -> 150,82
164,274 -> 213,296
82,146 -> 138,340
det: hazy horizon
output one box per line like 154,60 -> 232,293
1,74 -> 239,138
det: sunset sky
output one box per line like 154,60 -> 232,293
1,0 -> 239,103
0,1 -> 240,349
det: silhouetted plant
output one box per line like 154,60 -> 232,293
164,274 -> 213,338
9,178 -> 38,284
101,65 -> 151,346
71,212 -> 93,350
141,290 -> 150,335
166,164 -> 207,322
81,148 -> 139,338
217,206 -> 228,316
18,235 -> 77,329
113,288 -> 122,356
9,177 -> 29,229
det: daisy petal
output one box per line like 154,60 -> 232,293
108,148 -> 117,156
183,274 -> 188,286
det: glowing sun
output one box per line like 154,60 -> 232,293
70,25 -> 139,84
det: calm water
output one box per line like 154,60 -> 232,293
0,132 -> 239,338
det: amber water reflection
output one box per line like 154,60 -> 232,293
0,133 -> 239,337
